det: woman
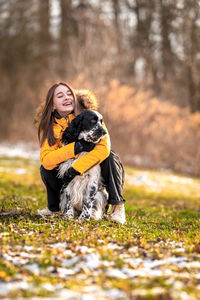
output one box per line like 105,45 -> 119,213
35,82 -> 126,224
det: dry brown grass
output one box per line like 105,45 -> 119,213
97,80 -> 200,176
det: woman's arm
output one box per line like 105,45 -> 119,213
40,120 -> 111,172
40,121 -> 76,170
40,139 -> 75,170
72,122 -> 111,174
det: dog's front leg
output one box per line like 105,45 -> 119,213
79,198 -> 91,221
63,191 -> 74,219
79,185 -> 97,221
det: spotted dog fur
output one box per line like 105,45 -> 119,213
58,110 -> 108,221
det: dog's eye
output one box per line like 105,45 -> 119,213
91,119 -> 97,124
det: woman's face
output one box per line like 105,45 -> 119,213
53,84 -> 75,117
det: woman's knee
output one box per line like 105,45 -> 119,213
40,165 -> 59,181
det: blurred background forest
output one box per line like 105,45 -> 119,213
0,0 -> 200,175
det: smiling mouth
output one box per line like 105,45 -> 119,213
63,102 -> 72,106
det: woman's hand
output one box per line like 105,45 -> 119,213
62,167 -> 80,186
74,139 -> 95,155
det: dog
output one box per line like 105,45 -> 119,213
58,110 -> 108,221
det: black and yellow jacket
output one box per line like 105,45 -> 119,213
40,91 -> 111,174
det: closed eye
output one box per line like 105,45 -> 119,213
91,119 -> 97,124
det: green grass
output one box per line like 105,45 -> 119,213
0,156 -> 200,299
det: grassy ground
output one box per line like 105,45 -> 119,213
0,156 -> 200,299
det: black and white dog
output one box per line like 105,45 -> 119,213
58,110 -> 108,221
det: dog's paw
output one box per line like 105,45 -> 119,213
78,214 -> 90,223
76,218 -> 85,225
64,209 -> 74,219
103,214 -> 110,221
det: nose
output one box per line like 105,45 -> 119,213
100,126 -> 106,136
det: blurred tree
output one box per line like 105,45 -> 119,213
37,0 -> 51,70
159,0 -> 175,80
0,0 -> 38,138
124,0 -> 155,82
58,0 -> 78,76
183,0 -> 200,112
112,0 -> 122,54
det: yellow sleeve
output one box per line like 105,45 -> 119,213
72,122 -> 111,174
40,122 -> 75,170
40,139 -> 75,170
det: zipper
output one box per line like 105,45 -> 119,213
66,115 -> 70,125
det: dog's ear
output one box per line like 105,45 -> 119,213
61,114 -> 83,144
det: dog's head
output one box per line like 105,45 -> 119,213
62,110 -> 106,145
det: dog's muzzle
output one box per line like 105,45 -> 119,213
86,125 -> 106,143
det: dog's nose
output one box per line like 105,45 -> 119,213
100,127 -> 106,136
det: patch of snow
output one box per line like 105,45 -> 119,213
0,142 -> 39,160
166,240 -> 184,247
97,239 -> 105,244
104,288 -> 127,299
126,173 -> 160,188
14,168 -> 26,174
49,242 -> 67,249
132,287 -> 165,296
56,267 -> 76,278
127,246 -> 139,253
171,291 -> 192,300
122,267 -> 163,278
107,243 -> 124,250
24,263 -> 40,275
40,283 -> 55,291
2,254 -> 13,261
178,261 -> 200,268
13,258 -> 29,265
20,252 -> 36,258
63,249 -> 75,257
23,245 -> 34,251
101,260 -> 114,267
84,253 -> 101,270
173,248 -> 185,253
169,175 -> 194,185
125,256 -> 188,269
0,281 -> 29,295
106,268 -> 127,279
81,285 -> 127,300
62,256 -> 80,267
0,167 -> 27,174
124,257 -> 143,267
73,253 -> 101,272
56,288 -> 82,299
76,245 -> 94,253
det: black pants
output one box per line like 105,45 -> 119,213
40,150 -> 125,212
